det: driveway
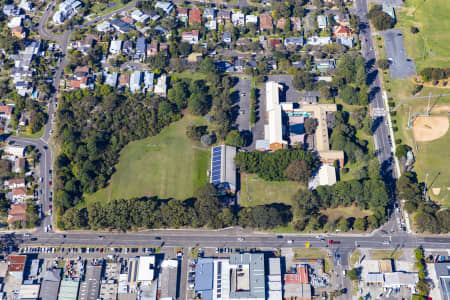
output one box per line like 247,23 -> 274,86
382,29 -> 416,79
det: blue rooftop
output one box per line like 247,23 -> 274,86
194,258 -> 214,292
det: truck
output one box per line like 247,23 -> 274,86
328,240 -> 340,245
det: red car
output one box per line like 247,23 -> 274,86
49,204 -> 52,210
49,181 -> 52,186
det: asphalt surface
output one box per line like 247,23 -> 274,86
354,0 -> 395,180
382,29 -> 416,79
233,78 -> 252,132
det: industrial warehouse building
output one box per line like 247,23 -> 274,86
210,145 -> 236,194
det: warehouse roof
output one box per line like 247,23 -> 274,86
195,258 -> 214,291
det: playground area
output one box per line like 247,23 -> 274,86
412,116 -> 449,142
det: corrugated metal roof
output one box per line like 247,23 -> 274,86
58,280 -> 80,300
194,258 -> 214,291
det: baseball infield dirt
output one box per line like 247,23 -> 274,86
413,116 -> 449,142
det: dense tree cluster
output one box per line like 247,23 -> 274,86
235,148 -> 319,181
238,204 -> 292,229
335,54 -> 369,105
330,111 -> 370,164
55,86 -> 181,216
291,173 -> 389,231
10,97 -> 47,133
419,67 -> 449,82
367,5 -> 395,31
414,248 -> 430,297
397,171 -> 449,233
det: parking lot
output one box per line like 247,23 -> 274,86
233,78 -> 251,132
382,29 -> 416,79
268,75 -> 303,103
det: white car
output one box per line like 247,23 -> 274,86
287,240 -> 293,244
237,237 -> 245,241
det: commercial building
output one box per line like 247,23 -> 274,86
267,258 -> 282,300
78,264 -> 102,300
263,81 -> 288,151
435,262 -> 450,300
8,255 -> 26,280
99,280 -> 118,300
363,272 -> 418,289
4,145 -> 26,157
58,280 -> 80,300
137,256 -> 155,285
195,254 -> 266,300
19,284 -> 40,299
160,260 -> 178,299
40,269 -> 61,300
210,145 -> 236,194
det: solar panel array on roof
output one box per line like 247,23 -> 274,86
211,146 -> 222,185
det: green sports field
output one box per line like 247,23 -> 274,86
396,0 -> 450,71
86,115 -> 210,203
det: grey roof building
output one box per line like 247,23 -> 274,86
40,269 -> 61,300
78,264 -> 102,300
210,145 -> 236,193
229,253 -> 265,299
435,262 -> 450,300
110,19 -> 132,33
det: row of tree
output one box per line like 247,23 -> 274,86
419,67 -> 450,82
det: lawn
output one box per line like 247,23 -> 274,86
350,250 -> 361,266
394,98 -> 450,207
395,0 -> 450,71
239,173 -> 303,207
86,114 -> 210,203
370,250 -> 403,260
294,248 -> 332,273
321,206 -> 372,223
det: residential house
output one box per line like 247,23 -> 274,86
3,5 -> 21,17
13,158 -> 26,173
11,27 -> 26,39
284,37 -> 304,48
232,11 -> 245,26
104,73 -> 118,87
8,204 -> 26,224
154,25 -> 169,35
4,145 -> 25,158
333,25 -> 352,38
121,16 -> 133,24
147,42 -> 158,56
135,37 -> 147,60
336,36 -> 353,48
290,17 -> 302,31
0,104 -> 13,118
122,40 -> 133,56
334,13 -> 350,26
18,111 -> 30,126
268,38 -> 282,49
154,74 -> 167,96
259,14 -> 273,31
222,32 -> 232,44
303,14 -> 316,33
73,66 -> 90,79
276,18 -> 286,30
8,17 -> 22,29
160,42 -> 169,52
96,21 -> 111,32
19,0 -> 32,11
118,73 -> 130,88
307,36 -> 332,46
130,71 -> 142,93
236,38 -> 251,47
205,20 -> 217,30
109,40 -> 123,55
76,34 -> 98,54
143,71 -> 154,93
181,30 -> 199,44
189,9 -> 202,25
155,1 -> 174,15
176,7 -> 188,22
315,59 -> 336,72
131,9 -> 149,23
317,15 -> 328,29
217,11 -> 231,24
15,81 -> 31,97
110,19 -> 132,33
6,178 -> 26,189
11,187 -> 27,203
52,0 -> 82,24
204,8 -> 216,20
187,52 -> 202,63
246,15 -> 258,25
148,11 -> 161,22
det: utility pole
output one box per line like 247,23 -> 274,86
423,173 -> 429,201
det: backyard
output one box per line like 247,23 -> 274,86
86,114 -> 210,203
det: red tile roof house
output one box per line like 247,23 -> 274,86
181,30 -> 200,44
70,79 -> 81,89
268,38 -> 282,49
8,204 -> 27,225
276,18 -> 286,30
189,9 -> 202,26
6,178 -> 26,189
290,17 -> 302,31
121,16 -> 134,24
12,187 -> 27,203
176,7 -> 188,22
73,66 -> 90,80
147,42 -> 159,56
259,14 -> 273,31
0,104 -> 13,118
333,25 -> 352,38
